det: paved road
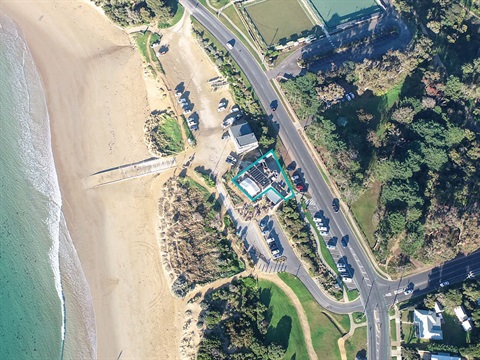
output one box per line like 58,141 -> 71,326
181,1 -> 390,357
182,1 -> 480,358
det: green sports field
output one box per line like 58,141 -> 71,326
307,0 -> 381,28
244,0 -> 316,46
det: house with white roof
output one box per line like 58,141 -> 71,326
413,309 -> 443,340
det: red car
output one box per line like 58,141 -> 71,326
295,183 -> 305,192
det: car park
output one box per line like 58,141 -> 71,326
440,281 -> 450,287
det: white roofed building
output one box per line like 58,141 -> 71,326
413,309 -> 443,340
239,177 -> 260,198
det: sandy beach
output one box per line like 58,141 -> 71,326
1,1 -> 183,358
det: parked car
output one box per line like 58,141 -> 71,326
326,237 -> 337,250
218,106 -> 226,112
262,229 -> 270,236
189,124 -> 198,131
317,225 -> 328,232
260,217 -> 269,228
230,104 -> 240,113
221,132 -> 230,140
226,155 -> 237,164
346,94 -> 352,101
439,281 -> 450,288
175,90 -> 182,97
349,92 -> 355,99
342,276 -> 353,283
320,231 -> 329,236
183,108 -> 192,115
287,162 -> 296,171
337,260 -> 346,269
295,183 -> 305,192
291,174 -> 300,182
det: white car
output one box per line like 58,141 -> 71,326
291,175 -> 300,182
320,231 -> 329,236
342,276 -> 353,283
349,92 -> 355,99
218,106 -> 226,112
439,281 -> 450,287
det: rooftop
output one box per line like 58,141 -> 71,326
229,120 -> 258,153
232,150 -> 294,204
413,309 -> 443,340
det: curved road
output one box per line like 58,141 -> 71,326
180,1 -> 480,358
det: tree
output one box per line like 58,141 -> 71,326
402,347 -> 421,360
392,106 -> 416,124
316,83 -> 345,103
387,212 -> 406,236
357,109 -> 374,123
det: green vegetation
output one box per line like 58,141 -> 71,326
198,277 -> 287,359
144,112 -> 184,156
134,31 -> 165,74
194,168 -> 216,188
278,200 -> 342,299
158,177 -> 245,297
93,0 -> 176,27
191,17 -> 275,150
278,272 -> 349,359
390,319 -> 397,342
209,0 -> 229,9
401,278 -> 480,357
347,288 -> 359,301
353,312 -> 367,324
158,0 -> 184,28
258,279 -> 309,359
351,181 -> 381,247
307,0 -> 380,28
243,0 -> 315,46
181,115 -> 197,146
345,326 -> 367,360
282,7 -> 480,272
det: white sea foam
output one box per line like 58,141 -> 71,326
1,15 -> 96,357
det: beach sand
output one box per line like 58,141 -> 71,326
1,1 -> 183,358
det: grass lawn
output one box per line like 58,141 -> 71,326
353,312 -> 367,324
345,326 -> 367,360
402,323 -> 419,345
278,272 -> 349,360
347,288 -> 359,301
351,181 -> 381,248
258,279 -> 309,360
210,0 -> 229,9
307,0 -> 380,28
390,319 -> 397,342
442,312 -> 468,347
244,0 -> 315,46
158,1 -> 185,28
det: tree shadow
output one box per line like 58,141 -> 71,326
266,315 -> 293,350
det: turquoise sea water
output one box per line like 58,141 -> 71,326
0,15 -> 96,359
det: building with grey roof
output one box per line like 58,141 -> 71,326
228,119 -> 258,154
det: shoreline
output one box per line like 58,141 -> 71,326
1,1 -> 182,359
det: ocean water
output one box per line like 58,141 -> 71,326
0,15 -> 96,359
